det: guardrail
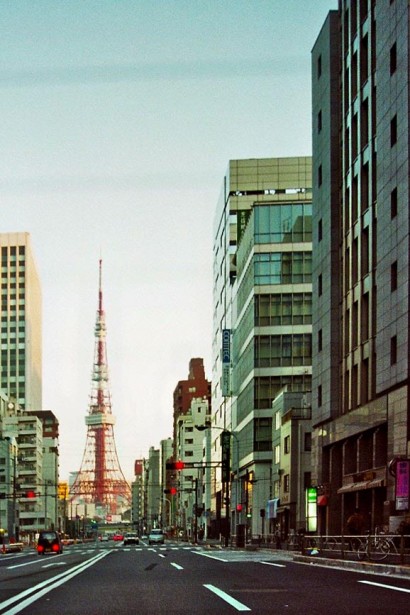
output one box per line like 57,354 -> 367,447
239,533 -> 410,566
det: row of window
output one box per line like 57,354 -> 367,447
255,293 -> 312,326
254,204 -> 312,244
254,252 -> 312,286
274,432 -> 312,463
1,247 -> 25,256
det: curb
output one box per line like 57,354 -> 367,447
292,554 -> 410,578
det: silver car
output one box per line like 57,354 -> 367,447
148,529 -> 165,545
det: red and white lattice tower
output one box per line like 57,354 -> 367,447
70,260 -> 131,513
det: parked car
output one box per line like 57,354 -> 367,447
113,534 -> 124,542
148,529 -> 165,545
123,532 -> 139,545
37,530 -> 63,555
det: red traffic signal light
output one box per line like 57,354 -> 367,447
163,487 -> 177,495
26,490 -> 36,498
166,461 -> 185,471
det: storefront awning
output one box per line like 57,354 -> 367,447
337,478 -> 384,494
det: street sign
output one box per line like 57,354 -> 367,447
221,430 -> 231,483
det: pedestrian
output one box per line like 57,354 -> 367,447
346,508 -> 364,551
346,508 -> 364,535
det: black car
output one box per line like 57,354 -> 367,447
37,530 -> 63,555
123,532 -> 139,545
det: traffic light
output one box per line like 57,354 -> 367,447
26,490 -> 36,498
163,487 -> 177,495
166,461 -> 185,471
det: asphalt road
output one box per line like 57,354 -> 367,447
0,540 -> 409,614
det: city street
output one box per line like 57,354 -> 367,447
0,540 -> 409,614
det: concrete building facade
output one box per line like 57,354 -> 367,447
0,232 -> 42,411
312,0 -> 410,533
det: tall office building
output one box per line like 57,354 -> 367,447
213,158 -> 312,537
0,233 -> 42,410
312,0 -> 410,533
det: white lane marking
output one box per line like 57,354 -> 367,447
359,580 -> 410,594
193,551 -> 229,563
8,560 -> 46,570
42,562 -> 66,568
158,554 -> 166,558
171,563 -> 183,570
260,561 -> 286,568
204,584 -> 251,612
0,550 -> 110,614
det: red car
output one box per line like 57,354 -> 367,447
113,534 -> 124,542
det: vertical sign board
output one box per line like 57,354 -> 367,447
395,460 -> 410,511
306,487 -> 317,532
221,430 -> 231,483
222,329 -> 231,397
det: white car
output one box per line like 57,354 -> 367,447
123,532 -> 139,545
148,529 -> 165,545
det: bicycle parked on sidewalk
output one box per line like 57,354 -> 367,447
356,528 -> 398,562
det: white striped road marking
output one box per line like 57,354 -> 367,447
204,584 -> 251,611
171,563 -> 183,570
193,551 -> 229,563
158,554 -> 166,558
42,562 -> 66,568
260,561 -> 286,568
0,550 -> 110,615
359,580 -> 410,594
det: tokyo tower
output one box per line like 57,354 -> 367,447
70,259 -> 131,513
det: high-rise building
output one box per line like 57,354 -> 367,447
212,157 -> 312,538
172,358 -> 211,456
0,232 -> 42,410
312,0 -> 410,533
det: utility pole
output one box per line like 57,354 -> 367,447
194,477 -> 198,544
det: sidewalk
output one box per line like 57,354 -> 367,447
201,539 -> 410,578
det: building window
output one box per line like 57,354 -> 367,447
185,451 -> 193,457
318,385 -> 322,407
254,252 -> 312,286
391,187 -> 398,218
318,110 -> 322,132
318,218 -> 322,242
275,411 -> 281,430
284,474 -> 290,492
391,261 -> 398,292
284,436 -> 290,454
304,432 -> 312,452
390,42 -> 397,75
274,445 -> 280,464
318,164 -> 323,186
318,329 -> 322,352
318,274 -> 322,296
391,115 -> 397,146
391,336 -> 397,365
317,54 -> 322,79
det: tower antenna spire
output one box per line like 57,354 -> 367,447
70,260 -> 130,514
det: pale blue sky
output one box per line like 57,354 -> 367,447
0,0 -> 336,480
